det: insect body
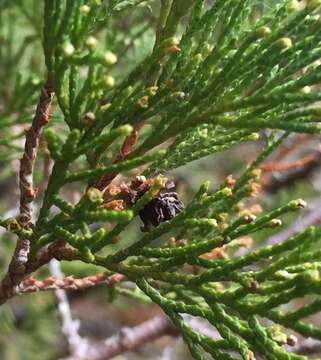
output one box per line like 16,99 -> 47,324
139,190 -> 184,232
109,176 -> 184,232
131,177 -> 184,232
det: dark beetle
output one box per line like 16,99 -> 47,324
139,190 -> 184,232
136,178 -> 184,232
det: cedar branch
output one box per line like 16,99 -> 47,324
20,272 -> 125,294
0,78 -> 54,304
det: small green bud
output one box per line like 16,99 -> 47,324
207,219 -> 218,228
85,36 -> 98,49
222,187 -> 233,197
138,96 -> 149,108
301,86 -> 311,94
307,0 -> 321,10
161,37 -> 180,48
255,26 -> 272,38
217,213 -> 228,222
247,351 -> 256,360
103,75 -> 115,88
199,129 -> 208,138
146,86 -> 158,96
243,214 -> 256,223
63,42 -> 75,57
103,51 -> 118,65
154,176 -> 168,188
119,125 -> 133,135
31,77 -> 41,86
81,112 -> 96,125
86,187 -> 103,203
268,219 -> 282,228
299,269 -> 320,284
268,325 -> 287,344
286,0 -> 300,12
218,213 -> 228,222
80,4 -> 90,15
248,133 -> 260,141
193,53 -> 203,62
276,37 -> 292,50
289,199 -> 307,210
251,168 -> 261,179
6,218 -> 20,232
156,149 -> 167,157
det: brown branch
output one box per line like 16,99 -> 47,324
19,272 -> 125,294
260,153 -> 320,173
262,151 -> 321,193
19,78 -> 54,224
50,259 -> 92,358
269,134 -> 313,163
0,78 -> 54,305
70,314 -> 179,360
0,240 -> 76,304
96,122 -> 144,191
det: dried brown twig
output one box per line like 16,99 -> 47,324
0,240 -> 76,304
262,152 -> 321,193
268,134 -> 313,163
19,78 -> 54,224
50,259 -> 91,359
0,78 -> 54,303
20,272 -> 125,294
260,152 -> 321,173
40,262 -> 176,360
64,314 -> 178,360
260,134 -> 321,192
96,122 -> 144,191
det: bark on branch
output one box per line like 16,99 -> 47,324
0,78 -> 54,304
0,240 -> 75,304
20,272 -> 125,294
19,78 -> 54,224
65,314 -> 178,360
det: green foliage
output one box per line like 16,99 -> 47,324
2,0 -> 321,359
